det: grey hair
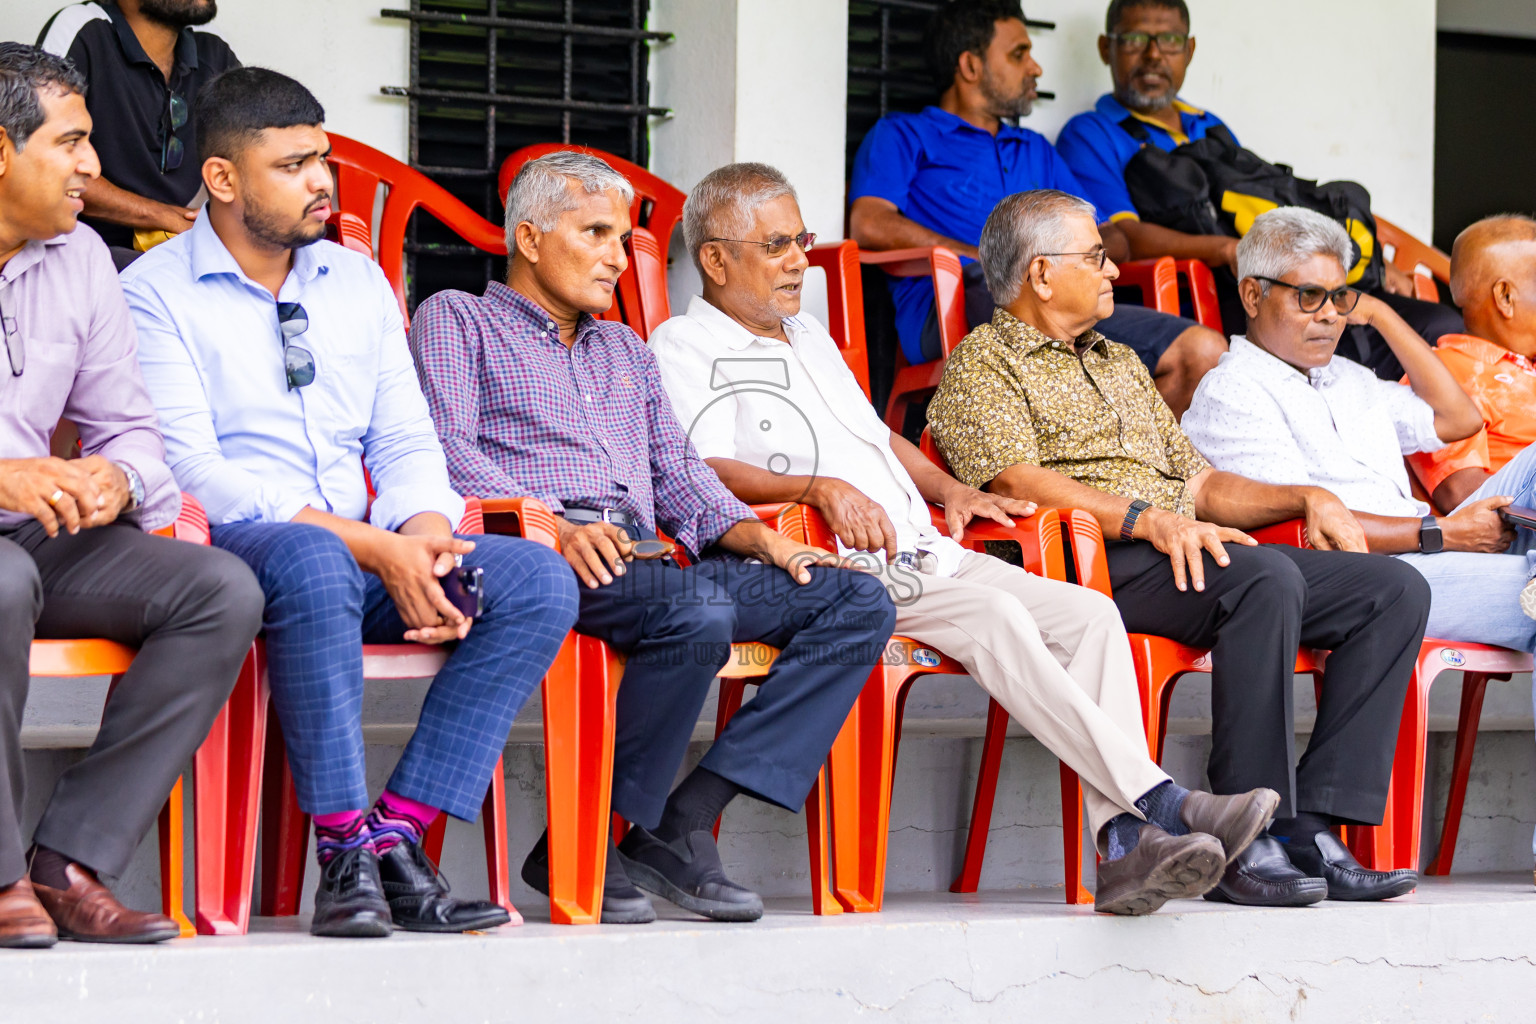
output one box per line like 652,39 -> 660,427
683,162 -> 798,273
503,150 -> 635,252
979,189 -> 1098,305
1237,207 -> 1353,291
0,43 -> 86,153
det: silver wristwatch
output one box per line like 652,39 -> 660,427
113,461 -> 145,511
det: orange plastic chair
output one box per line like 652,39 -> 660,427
1376,216 -> 1450,304
860,246 -> 966,432
323,133 -> 505,322
477,497 -> 626,926
1116,257 -> 1180,314
28,493 -> 267,938
257,498 -> 538,923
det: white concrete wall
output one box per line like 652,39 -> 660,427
1439,0 -> 1536,39
1023,0 -> 1438,240
0,0 -> 410,159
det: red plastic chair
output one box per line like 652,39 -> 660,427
1116,257 -> 1180,315
1376,216 -> 1450,304
811,240 -> 872,399
478,497 -> 626,926
28,493 -> 267,938
324,134 -> 505,322
257,498 -> 532,924
860,246 -> 966,432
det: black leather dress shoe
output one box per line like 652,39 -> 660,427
377,840 -> 511,932
1180,788 -> 1281,864
1283,831 -> 1417,901
618,827 -> 764,922
521,833 -> 656,924
311,847 -> 393,938
1204,835 -> 1329,907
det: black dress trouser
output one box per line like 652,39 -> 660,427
0,521 -> 264,886
1105,541 -> 1431,824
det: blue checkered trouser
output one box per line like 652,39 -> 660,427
211,522 -> 578,820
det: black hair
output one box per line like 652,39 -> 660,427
0,43 -> 86,151
1105,0 -> 1190,35
924,0 -> 1027,95
194,66 -> 325,165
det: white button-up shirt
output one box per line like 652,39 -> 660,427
122,213 -> 464,531
650,296 -> 967,576
1182,335 -> 1444,517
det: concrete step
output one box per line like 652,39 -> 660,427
7,874 -> 1535,1023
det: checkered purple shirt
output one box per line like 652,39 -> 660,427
410,281 -> 754,554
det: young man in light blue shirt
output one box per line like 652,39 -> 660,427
122,68 -> 578,939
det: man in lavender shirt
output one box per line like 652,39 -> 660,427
0,44 -> 262,948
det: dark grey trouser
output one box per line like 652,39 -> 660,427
0,521 -> 264,886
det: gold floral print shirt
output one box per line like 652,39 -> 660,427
928,308 -> 1209,518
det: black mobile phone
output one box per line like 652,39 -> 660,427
441,564 -> 485,618
1499,505 -> 1536,530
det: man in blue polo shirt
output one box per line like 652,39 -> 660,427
1056,0 -> 1462,380
849,0 -> 1226,418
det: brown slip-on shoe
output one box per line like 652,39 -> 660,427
1180,788 -> 1282,865
1095,825 -> 1225,916
32,864 -> 180,944
0,878 -> 57,949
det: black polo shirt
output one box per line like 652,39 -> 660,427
38,2 -> 240,249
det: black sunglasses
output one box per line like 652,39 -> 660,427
1252,276 -> 1361,315
0,290 -> 21,378
160,92 -> 188,174
276,302 -> 315,390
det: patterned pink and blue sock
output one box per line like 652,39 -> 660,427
366,790 -> 441,855
313,810 -> 371,867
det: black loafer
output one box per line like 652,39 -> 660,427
311,846 -> 393,938
1282,831 -> 1417,901
1204,835 -> 1328,907
377,840 -> 511,932
521,832 -> 656,925
617,827 -> 763,923
1180,788 -> 1281,864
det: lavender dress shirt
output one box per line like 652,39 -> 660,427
0,225 -> 178,531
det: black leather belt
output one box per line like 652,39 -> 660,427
563,506 -> 637,527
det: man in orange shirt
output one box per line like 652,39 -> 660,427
1409,216 -> 1536,514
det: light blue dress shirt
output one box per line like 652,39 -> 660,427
121,213 -> 465,531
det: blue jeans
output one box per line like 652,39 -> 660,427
213,523 -> 578,820
1393,439 -> 1536,855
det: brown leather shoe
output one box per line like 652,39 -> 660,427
1180,788 -> 1281,864
0,878 -> 57,949
1095,825 -> 1225,915
32,864 -> 180,944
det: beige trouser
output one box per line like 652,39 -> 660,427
877,551 -> 1170,838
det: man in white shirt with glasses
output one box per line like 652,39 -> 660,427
649,162 -> 1279,917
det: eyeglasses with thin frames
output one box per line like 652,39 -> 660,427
1035,249 -> 1112,273
276,302 -> 315,390
0,289 -> 21,378
707,231 -> 817,258
1251,276 -> 1361,315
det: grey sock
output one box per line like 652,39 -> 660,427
1135,781 -> 1191,836
1103,812 -> 1145,861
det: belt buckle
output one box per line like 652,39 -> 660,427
600,508 -> 621,525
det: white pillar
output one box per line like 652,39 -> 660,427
649,0 -> 849,315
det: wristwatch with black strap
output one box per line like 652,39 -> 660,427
1418,514 -> 1443,554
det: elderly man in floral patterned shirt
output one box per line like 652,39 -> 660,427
929,189 -> 1431,907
